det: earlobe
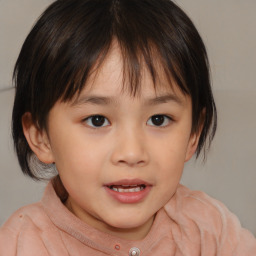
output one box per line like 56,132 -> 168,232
22,112 -> 54,164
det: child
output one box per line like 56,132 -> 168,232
0,0 -> 255,255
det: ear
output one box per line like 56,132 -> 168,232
185,131 -> 201,162
22,112 -> 54,164
185,109 -> 205,162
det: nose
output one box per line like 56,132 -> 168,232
110,127 -> 149,167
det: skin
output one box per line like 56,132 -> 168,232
23,44 -> 201,240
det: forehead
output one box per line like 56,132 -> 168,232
71,41 -> 188,104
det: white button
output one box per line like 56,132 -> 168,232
129,247 -> 140,256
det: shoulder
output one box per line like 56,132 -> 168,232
164,185 -> 226,243
164,184 -> 230,226
0,202 -> 49,255
0,183 -> 68,256
164,184 -> 256,255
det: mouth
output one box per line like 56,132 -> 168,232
104,179 -> 151,203
108,184 -> 146,193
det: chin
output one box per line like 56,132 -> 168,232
104,214 -> 151,230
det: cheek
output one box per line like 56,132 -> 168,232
51,133 -> 109,182
151,133 -> 190,185
153,133 -> 190,164
50,125 -> 96,160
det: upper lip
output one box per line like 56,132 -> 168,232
104,179 -> 152,187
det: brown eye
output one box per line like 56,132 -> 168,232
147,115 -> 171,127
85,115 -> 110,127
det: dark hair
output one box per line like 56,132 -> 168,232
12,0 -> 217,179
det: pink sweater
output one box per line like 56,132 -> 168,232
0,182 -> 255,255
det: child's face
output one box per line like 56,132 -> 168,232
32,44 -> 199,239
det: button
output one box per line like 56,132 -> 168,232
129,247 -> 140,256
115,244 -> 120,250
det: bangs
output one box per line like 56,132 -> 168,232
67,39 -> 189,105
15,0 -> 195,121
55,0 -> 191,103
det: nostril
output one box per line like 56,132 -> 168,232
117,159 -> 146,167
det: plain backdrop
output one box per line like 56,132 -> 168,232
0,0 -> 256,235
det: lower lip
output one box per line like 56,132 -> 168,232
104,186 -> 152,204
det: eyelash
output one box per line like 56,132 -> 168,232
147,115 -> 173,127
83,115 -> 110,128
83,114 -> 173,128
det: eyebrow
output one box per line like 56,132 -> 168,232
146,94 -> 184,106
71,93 -> 184,107
71,96 -> 113,106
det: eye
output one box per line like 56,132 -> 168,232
147,115 -> 172,127
84,115 -> 110,128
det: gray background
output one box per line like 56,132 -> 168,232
0,0 -> 256,235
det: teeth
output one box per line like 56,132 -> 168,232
110,186 -> 145,192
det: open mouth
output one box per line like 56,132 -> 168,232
108,184 -> 146,193
104,179 -> 151,203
